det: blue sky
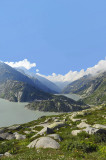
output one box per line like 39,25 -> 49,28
0,0 -> 106,75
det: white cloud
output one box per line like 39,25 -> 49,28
5,59 -> 36,70
4,58 -> 106,89
86,59 -> 106,75
38,59 -> 106,88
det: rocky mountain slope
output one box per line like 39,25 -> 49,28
0,62 -> 35,87
30,76 -> 57,94
17,68 -> 60,93
0,62 -> 53,102
63,72 -> 106,105
25,95 -> 88,112
0,62 -> 58,95
0,80 -> 52,102
83,75 -> 106,105
35,74 -> 61,93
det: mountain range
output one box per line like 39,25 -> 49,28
0,61 -> 105,110
16,68 -> 60,94
0,62 -> 52,102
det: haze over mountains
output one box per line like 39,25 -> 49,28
16,68 -> 61,93
0,62 -> 53,102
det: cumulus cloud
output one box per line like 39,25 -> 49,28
39,59 -> 106,86
39,70 -> 85,84
86,59 -> 106,75
5,59 -> 36,70
4,58 -> 106,89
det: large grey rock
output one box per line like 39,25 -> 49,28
4,152 -> 11,157
0,132 -> 26,140
83,126 -> 106,135
6,134 -> 15,140
0,128 -> 5,134
47,134 -> 62,141
33,122 -> 65,137
0,133 -> 9,139
71,130 -> 82,136
28,137 -> 60,149
77,122 -> 90,128
93,124 -> 106,129
14,132 -> 26,140
0,133 -> 15,140
47,122 -> 65,130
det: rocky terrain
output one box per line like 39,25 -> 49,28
0,62 -> 57,102
0,105 -> 106,160
63,72 -> 106,105
17,68 -> 61,93
0,62 -> 58,102
0,80 -> 52,102
26,95 -> 88,112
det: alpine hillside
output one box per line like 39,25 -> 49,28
63,72 -> 106,105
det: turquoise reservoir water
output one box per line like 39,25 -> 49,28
0,94 -> 81,128
55,93 -> 81,101
0,98 -> 57,128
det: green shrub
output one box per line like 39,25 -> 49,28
0,141 -> 14,154
61,140 -> 97,153
77,131 -> 90,139
79,141 -> 97,153
90,133 -> 106,143
98,145 -> 106,158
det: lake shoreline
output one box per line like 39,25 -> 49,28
0,94 -> 81,128
0,98 -> 58,128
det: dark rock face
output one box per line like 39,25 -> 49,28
46,127 -> 54,134
26,95 -> 88,112
96,129 -> 106,134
